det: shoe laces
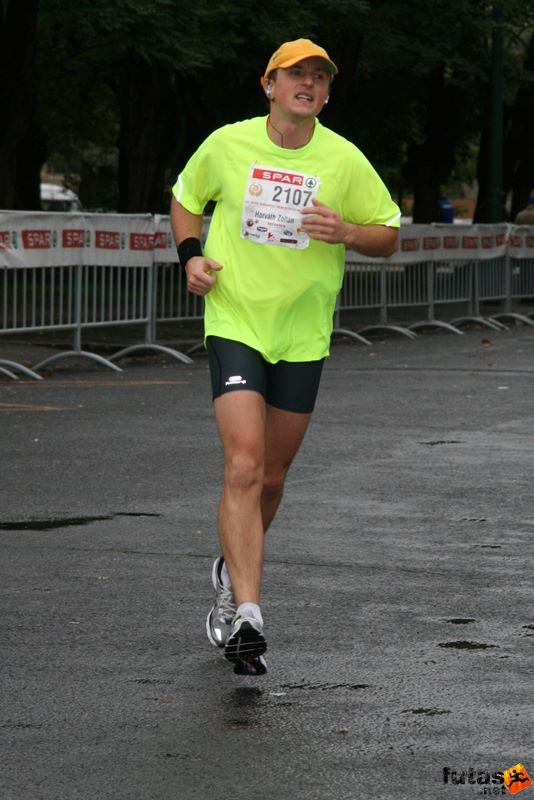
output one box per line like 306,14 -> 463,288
217,583 -> 236,620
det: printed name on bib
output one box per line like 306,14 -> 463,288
240,165 -> 320,249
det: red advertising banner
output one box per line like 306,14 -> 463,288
1,213 -> 532,269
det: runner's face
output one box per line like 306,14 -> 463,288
268,57 -> 331,119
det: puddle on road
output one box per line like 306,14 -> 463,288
402,708 -> 451,716
446,618 -> 477,624
0,512 -> 161,531
226,718 -> 261,730
438,641 -> 498,650
1,722 -> 43,729
280,683 -> 370,692
157,752 -> 202,762
474,543 -> 501,549
419,440 -> 463,446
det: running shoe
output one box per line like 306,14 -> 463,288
224,614 -> 267,665
206,557 -> 236,648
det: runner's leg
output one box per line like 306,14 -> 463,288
213,389 -> 266,607
260,357 -> 323,530
262,406 -> 312,532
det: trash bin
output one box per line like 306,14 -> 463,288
437,197 -> 454,223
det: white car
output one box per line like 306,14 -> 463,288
40,182 -> 82,212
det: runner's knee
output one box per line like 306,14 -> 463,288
224,452 -> 264,493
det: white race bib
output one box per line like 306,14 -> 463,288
240,165 -> 320,249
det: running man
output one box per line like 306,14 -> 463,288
171,38 -> 401,675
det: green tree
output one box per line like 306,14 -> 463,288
0,0 -> 42,209
4,0 -> 534,219
502,26 -> 534,219
36,0 -> 338,212
357,0 -> 491,223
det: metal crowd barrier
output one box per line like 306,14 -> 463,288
1,212 -> 534,380
334,225 -> 534,343
0,212 -> 194,379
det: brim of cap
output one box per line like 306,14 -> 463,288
263,54 -> 338,81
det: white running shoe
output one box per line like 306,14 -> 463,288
205,557 -> 236,648
224,614 -> 267,666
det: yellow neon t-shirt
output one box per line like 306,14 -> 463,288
173,116 -> 400,363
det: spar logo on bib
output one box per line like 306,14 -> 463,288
252,168 -> 304,185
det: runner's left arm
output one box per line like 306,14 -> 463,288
301,198 -> 398,257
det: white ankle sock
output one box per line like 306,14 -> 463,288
237,602 -> 263,625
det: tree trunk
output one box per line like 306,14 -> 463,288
116,61 -> 179,213
322,32 -> 364,142
0,0 -> 40,209
406,68 -> 462,223
504,36 -> 534,220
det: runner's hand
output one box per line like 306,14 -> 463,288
185,257 -> 223,296
301,198 -> 349,244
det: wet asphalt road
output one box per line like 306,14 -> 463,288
1,327 -> 533,800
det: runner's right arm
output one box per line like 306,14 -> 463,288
170,198 -> 222,296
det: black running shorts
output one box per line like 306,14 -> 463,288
206,336 -> 325,414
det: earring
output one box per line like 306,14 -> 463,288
324,96 -> 329,104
